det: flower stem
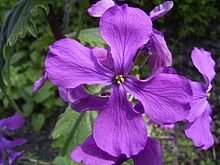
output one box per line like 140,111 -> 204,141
20,158 -> 53,165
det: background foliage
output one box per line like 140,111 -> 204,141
0,0 -> 219,164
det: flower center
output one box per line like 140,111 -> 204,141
114,75 -> 125,84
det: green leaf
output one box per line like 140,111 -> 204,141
51,107 -> 96,156
66,28 -> 106,47
31,113 -> 46,132
0,0 -> 49,112
53,155 -> 81,165
22,102 -> 34,117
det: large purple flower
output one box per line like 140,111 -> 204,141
0,113 -> 26,165
88,0 -> 173,72
45,4 -> 192,163
185,47 -> 216,150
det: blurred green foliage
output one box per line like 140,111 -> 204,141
0,0 -> 219,164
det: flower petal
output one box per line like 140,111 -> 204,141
149,1 -> 174,21
71,135 -> 118,165
8,151 -> 24,165
132,137 -> 162,165
187,81 -> 207,122
185,104 -> 214,150
0,113 -> 25,131
33,72 -> 47,92
10,138 -> 27,148
153,66 -> 176,75
100,5 -> 152,73
125,74 -> 192,124
94,85 -> 147,157
191,47 -> 216,91
88,0 -> 115,17
71,95 -> 108,112
59,85 -> 108,112
148,29 -> 172,72
45,38 -> 114,88
59,86 -> 88,103
92,47 -> 114,70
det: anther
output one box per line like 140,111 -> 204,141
114,75 -> 125,84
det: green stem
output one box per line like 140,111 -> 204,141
20,158 -> 53,165
1,87 -> 22,114
75,0 -> 89,39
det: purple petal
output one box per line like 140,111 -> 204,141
33,72 -> 47,92
94,85 -> 147,157
148,29 -> 172,72
100,5 -> 152,74
150,1 -> 174,21
71,135 -> 118,165
187,81 -> 208,122
132,137 -> 162,165
134,101 -> 144,114
9,138 -> 27,148
0,113 -> 25,131
59,85 -> 108,112
154,66 -> 176,75
71,95 -> 108,112
160,123 -> 175,129
125,74 -> 192,124
191,47 -> 216,91
88,0 -> 115,17
45,38 -> 114,88
185,104 -> 214,150
59,86 -> 88,103
8,151 -> 24,165
92,47 -> 114,70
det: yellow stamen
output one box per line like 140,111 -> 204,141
114,75 -> 125,84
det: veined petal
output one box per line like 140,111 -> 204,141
88,0 -> 115,17
94,85 -> 147,157
45,38 -> 114,88
0,113 -> 25,131
125,74 -> 192,124
132,137 -> 162,165
71,95 -> 108,112
71,135 -> 118,165
59,86 -> 88,103
150,1 -> 174,21
100,5 -> 152,74
148,29 -> 172,72
185,104 -> 214,150
191,47 -> 216,91
187,81 -> 208,122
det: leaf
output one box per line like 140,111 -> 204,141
51,107 -> 96,156
0,0 -> 48,88
66,28 -> 106,47
31,113 -> 46,132
53,155 -> 81,165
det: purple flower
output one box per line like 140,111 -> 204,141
0,113 -> 26,165
185,47 -> 216,150
45,4 -> 192,163
71,135 -> 162,165
88,0 -> 173,72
